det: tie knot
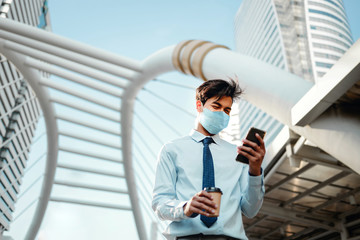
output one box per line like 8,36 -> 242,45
202,137 -> 213,146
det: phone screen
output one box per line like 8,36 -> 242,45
236,127 -> 266,164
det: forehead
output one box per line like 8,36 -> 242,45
206,96 -> 233,107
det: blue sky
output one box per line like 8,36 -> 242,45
48,0 -> 243,59
343,0 -> 360,41
7,0 -> 360,239
48,0 -> 360,58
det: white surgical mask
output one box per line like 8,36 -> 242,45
199,107 -> 230,134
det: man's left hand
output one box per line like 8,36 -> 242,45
237,133 -> 266,176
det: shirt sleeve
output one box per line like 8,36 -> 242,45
239,166 -> 265,218
152,144 -> 190,222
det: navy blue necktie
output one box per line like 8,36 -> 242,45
201,137 -> 217,228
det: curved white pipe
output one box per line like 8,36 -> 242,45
201,48 -> 360,174
0,39 -> 59,240
201,48 -> 313,125
0,17 -> 142,72
121,46 -> 175,240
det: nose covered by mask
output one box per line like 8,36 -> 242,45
199,107 -> 230,134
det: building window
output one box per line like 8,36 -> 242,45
317,71 -> 327,77
324,0 -> 344,13
310,25 -> 353,44
309,16 -> 352,38
313,42 -> 345,54
309,8 -> 348,27
311,33 -> 351,48
308,0 -> 348,24
314,52 -> 340,60
315,61 -> 334,68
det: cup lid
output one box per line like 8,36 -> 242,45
204,187 -> 222,194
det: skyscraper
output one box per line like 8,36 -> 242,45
229,0 -> 353,148
0,0 -> 50,234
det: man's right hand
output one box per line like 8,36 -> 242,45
183,190 -> 217,217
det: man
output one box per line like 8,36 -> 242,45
152,79 -> 266,240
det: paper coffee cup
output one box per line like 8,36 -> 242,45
204,187 -> 222,217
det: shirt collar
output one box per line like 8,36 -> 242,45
189,129 -> 220,144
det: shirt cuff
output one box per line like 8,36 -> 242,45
248,168 -> 263,186
180,201 -> 200,218
178,201 -> 191,219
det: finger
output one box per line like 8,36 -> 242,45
246,149 -> 264,165
194,195 -> 217,208
246,148 -> 263,161
256,133 -> 266,149
191,201 -> 216,215
193,201 -> 216,213
241,145 -> 263,161
239,145 -> 256,155
238,149 -> 257,162
196,190 -> 209,198
198,190 -> 213,200
189,206 -> 212,217
198,196 -> 217,208
242,139 -> 259,149
242,141 -> 264,157
237,146 -> 242,154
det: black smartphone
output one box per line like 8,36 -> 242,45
236,127 -> 266,164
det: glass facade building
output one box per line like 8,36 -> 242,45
229,0 -> 353,150
0,0 -> 50,234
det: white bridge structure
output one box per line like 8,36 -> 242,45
0,17 -> 359,240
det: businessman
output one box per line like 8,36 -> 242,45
152,79 -> 266,240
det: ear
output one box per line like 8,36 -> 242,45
196,100 -> 203,113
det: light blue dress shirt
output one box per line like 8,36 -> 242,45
152,129 -> 265,240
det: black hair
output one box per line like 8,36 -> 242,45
196,78 -> 243,105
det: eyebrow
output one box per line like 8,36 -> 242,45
212,101 -> 232,111
212,101 -> 221,107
